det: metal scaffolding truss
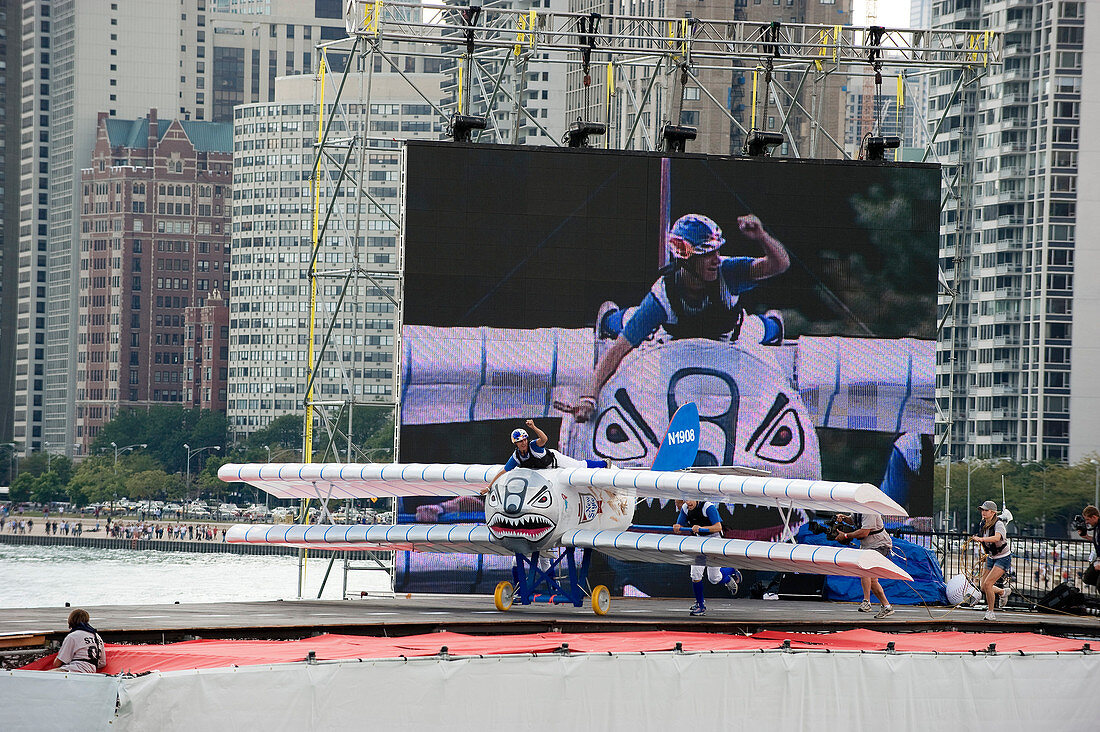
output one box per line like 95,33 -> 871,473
296,4 -> 1002,586
345,2 -> 999,70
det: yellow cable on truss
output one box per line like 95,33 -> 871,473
307,54 -> 324,470
751,68 -> 759,129
896,74 -> 904,161
606,61 -> 614,149
300,51 -> 325,590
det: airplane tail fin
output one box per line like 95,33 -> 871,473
651,402 -> 699,471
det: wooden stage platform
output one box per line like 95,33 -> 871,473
3,594 -> 1100,651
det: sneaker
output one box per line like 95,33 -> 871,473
983,611 -> 997,621
761,309 -> 785,345
857,601 -> 873,612
723,568 -> 742,597
596,301 -> 621,340
689,603 -> 706,616
874,605 -> 895,619
998,586 -> 1012,609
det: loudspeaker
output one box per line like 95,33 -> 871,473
777,573 -> 826,601
1037,582 -> 1085,614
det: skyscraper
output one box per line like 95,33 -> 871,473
932,0 -> 1086,461
10,0 -> 350,457
227,70 -> 441,442
75,111 -> 232,450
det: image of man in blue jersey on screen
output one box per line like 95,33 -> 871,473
573,213 -> 790,423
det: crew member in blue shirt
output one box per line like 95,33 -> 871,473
673,499 -> 741,616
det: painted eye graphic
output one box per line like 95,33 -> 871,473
487,489 -> 501,507
529,487 -> 552,508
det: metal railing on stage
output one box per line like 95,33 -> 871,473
894,529 -> 1099,610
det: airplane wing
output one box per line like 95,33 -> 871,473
225,523 -> 514,556
560,529 -> 913,581
559,467 -> 907,516
217,463 -> 501,500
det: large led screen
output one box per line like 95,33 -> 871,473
396,141 -> 938,596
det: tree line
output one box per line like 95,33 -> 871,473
934,458 -> 1100,536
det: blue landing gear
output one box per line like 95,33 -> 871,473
492,547 -> 609,615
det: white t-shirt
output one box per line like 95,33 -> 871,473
57,629 -> 105,673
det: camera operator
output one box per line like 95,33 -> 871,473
1077,505 -> 1100,590
835,512 -> 895,619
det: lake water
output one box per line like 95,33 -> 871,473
0,544 -> 391,609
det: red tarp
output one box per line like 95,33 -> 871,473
21,629 -> 1091,675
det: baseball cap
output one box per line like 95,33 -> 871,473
978,500 -> 998,511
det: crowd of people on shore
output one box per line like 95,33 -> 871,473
0,512 -> 229,543
104,521 -> 226,542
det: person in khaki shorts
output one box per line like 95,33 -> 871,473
836,512 -> 895,619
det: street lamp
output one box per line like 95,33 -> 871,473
1026,461 -> 1049,537
102,442 -> 147,516
963,457 -> 984,534
1091,459 -> 1099,510
184,443 -> 221,510
44,441 -> 52,473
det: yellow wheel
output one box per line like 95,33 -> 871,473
494,581 -> 514,612
591,584 -> 610,616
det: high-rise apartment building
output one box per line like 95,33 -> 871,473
227,70 -> 441,442
10,0 -> 349,457
0,0 -> 20,448
76,111 -> 232,450
933,0 -> 1086,461
1068,2 -> 1100,462
564,0 -> 852,157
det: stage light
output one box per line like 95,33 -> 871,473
661,124 -> 697,153
864,135 -> 901,161
742,130 -> 784,157
565,120 -> 606,148
449,114 -> 487,143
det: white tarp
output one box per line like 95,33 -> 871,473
88,651 -> 1100,731
3,670 -> 121,731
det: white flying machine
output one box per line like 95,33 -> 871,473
221,409 -> 911,615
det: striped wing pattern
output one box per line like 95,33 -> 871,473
560,467 -> 908,516
225,523 -> 513,556
217,463 -> 500,500
560,529 -> 913,581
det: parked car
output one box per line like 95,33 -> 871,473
243,506 -> 271,521
217,503 -> 242,519
271,507 -> 295,523
331,508 -> 364,523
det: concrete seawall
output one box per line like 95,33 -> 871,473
0,532 -> 378,559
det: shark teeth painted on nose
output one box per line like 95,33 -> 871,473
487,514 -> 554,540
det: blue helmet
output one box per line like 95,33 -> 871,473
511,428 -> 529,443
667,214 -> 725,259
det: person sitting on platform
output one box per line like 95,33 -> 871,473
836,512 -> 895,619
672,500 -> 740,616
51,609 -> 106,673
1076,505 -> 1100,591
971,500 -> 1012,620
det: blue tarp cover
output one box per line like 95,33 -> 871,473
796,524 -> 948,605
